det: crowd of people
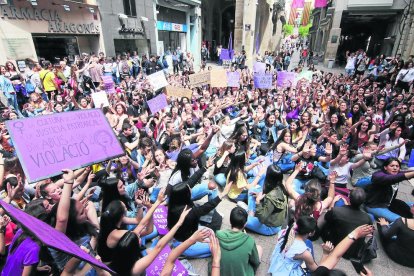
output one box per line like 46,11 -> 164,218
0,41 -> 413,276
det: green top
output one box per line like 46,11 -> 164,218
209,229 -> 260,276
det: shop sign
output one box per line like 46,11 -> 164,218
156,21 -> 187,32
0,5 -> 100,34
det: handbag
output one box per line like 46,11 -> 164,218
274,151 -> 295,173
357,236 -> 378,263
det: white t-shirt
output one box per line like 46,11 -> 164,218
331,162 -> 353,185
345,57 -> 356,70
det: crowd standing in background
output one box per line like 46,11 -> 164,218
0,40 -> 414,276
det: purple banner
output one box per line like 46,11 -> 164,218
292,0 -> 305,8
101,76 -> 116,94
6,109 -> 124,183
227,72 -> 240,87
0,201 -> 115,274
253,62 -> 266,73
146,245 -> 188,276
147,93 -> 168,114
220,49 -> 231,61
277,71 -> 296,88
153,205 -> 169,235
254,74 -> 273,89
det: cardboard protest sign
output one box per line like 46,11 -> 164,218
188,71 -> 210,87
91,91 -> 109,108
147,93 -> 168,114
253,73 -> 273,89
101,76 -> 116,94
148,71 -> 169,91
153,205 -> 169,235
6,109 -> 124,183
0,201 -> 115,274
296,70 -> 313,83
165,85 -> 193,99
220,48 -> 230,60
227,71 -> 240,87
146,245 -> 188,276
210,69 -> 228,87
277,71 -> 296,88
253,62 -> 266,73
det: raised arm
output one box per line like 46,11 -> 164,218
160,229 -> 210,276
131,207 -> 192,275
284,163 -> 301,200
55,169 -> 75,233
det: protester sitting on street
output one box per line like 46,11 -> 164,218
214,206 -> 262,276
321,188 -> 372,259
167,176 -> 232,258
268,216 -> 334,275
365,157 -> 414,222
245,165 -> 288,236
377,203 -> 414,268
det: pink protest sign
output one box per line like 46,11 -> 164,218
6,109 -> 124,183
277,71 -> 296,88
0,201 -> 115,274
146,245 -> 188,276
153,205 -> 169,235
102,76 -> 116,94
147,93 -> 168,114
227,71 -> 240,87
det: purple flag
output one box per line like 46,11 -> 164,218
153,205 -> 169,235
147,93 -> 168,114
6,109 -> 124,183
254,73 -> 273,89
220,48 -> 231,61
292,0 -> 305,8
0,201 -> 115,274
315,0 -> 328,8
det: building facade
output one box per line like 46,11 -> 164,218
0,0 -> 103,65
155,0 -> 202,67
309,0 -> 412,65
97,0 -> 157,57
203,0 -> 286,68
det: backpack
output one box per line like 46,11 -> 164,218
25,75 -> 36,93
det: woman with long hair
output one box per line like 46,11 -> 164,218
98,194 -> 191,275
271,128 -> 307,172
47,169 -> 99,274
285,162 -> 336,223
268,216 -> 333,275
376,121 -> 406,164
150,148 -> 175,202
245,165 -> 288,235
213,139 -> 236,187
365,157 -> 414,222
167,177 -> 231,258
226,150 -> 266,202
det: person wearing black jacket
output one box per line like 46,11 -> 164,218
322,188 -> 372,260
167,173 -> 232,258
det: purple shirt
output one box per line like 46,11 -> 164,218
2,229 -> 40,276
166,143 -> 199,161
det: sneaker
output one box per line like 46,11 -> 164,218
237,201 -> 248,212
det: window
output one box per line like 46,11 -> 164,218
123,0 -> 137,17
